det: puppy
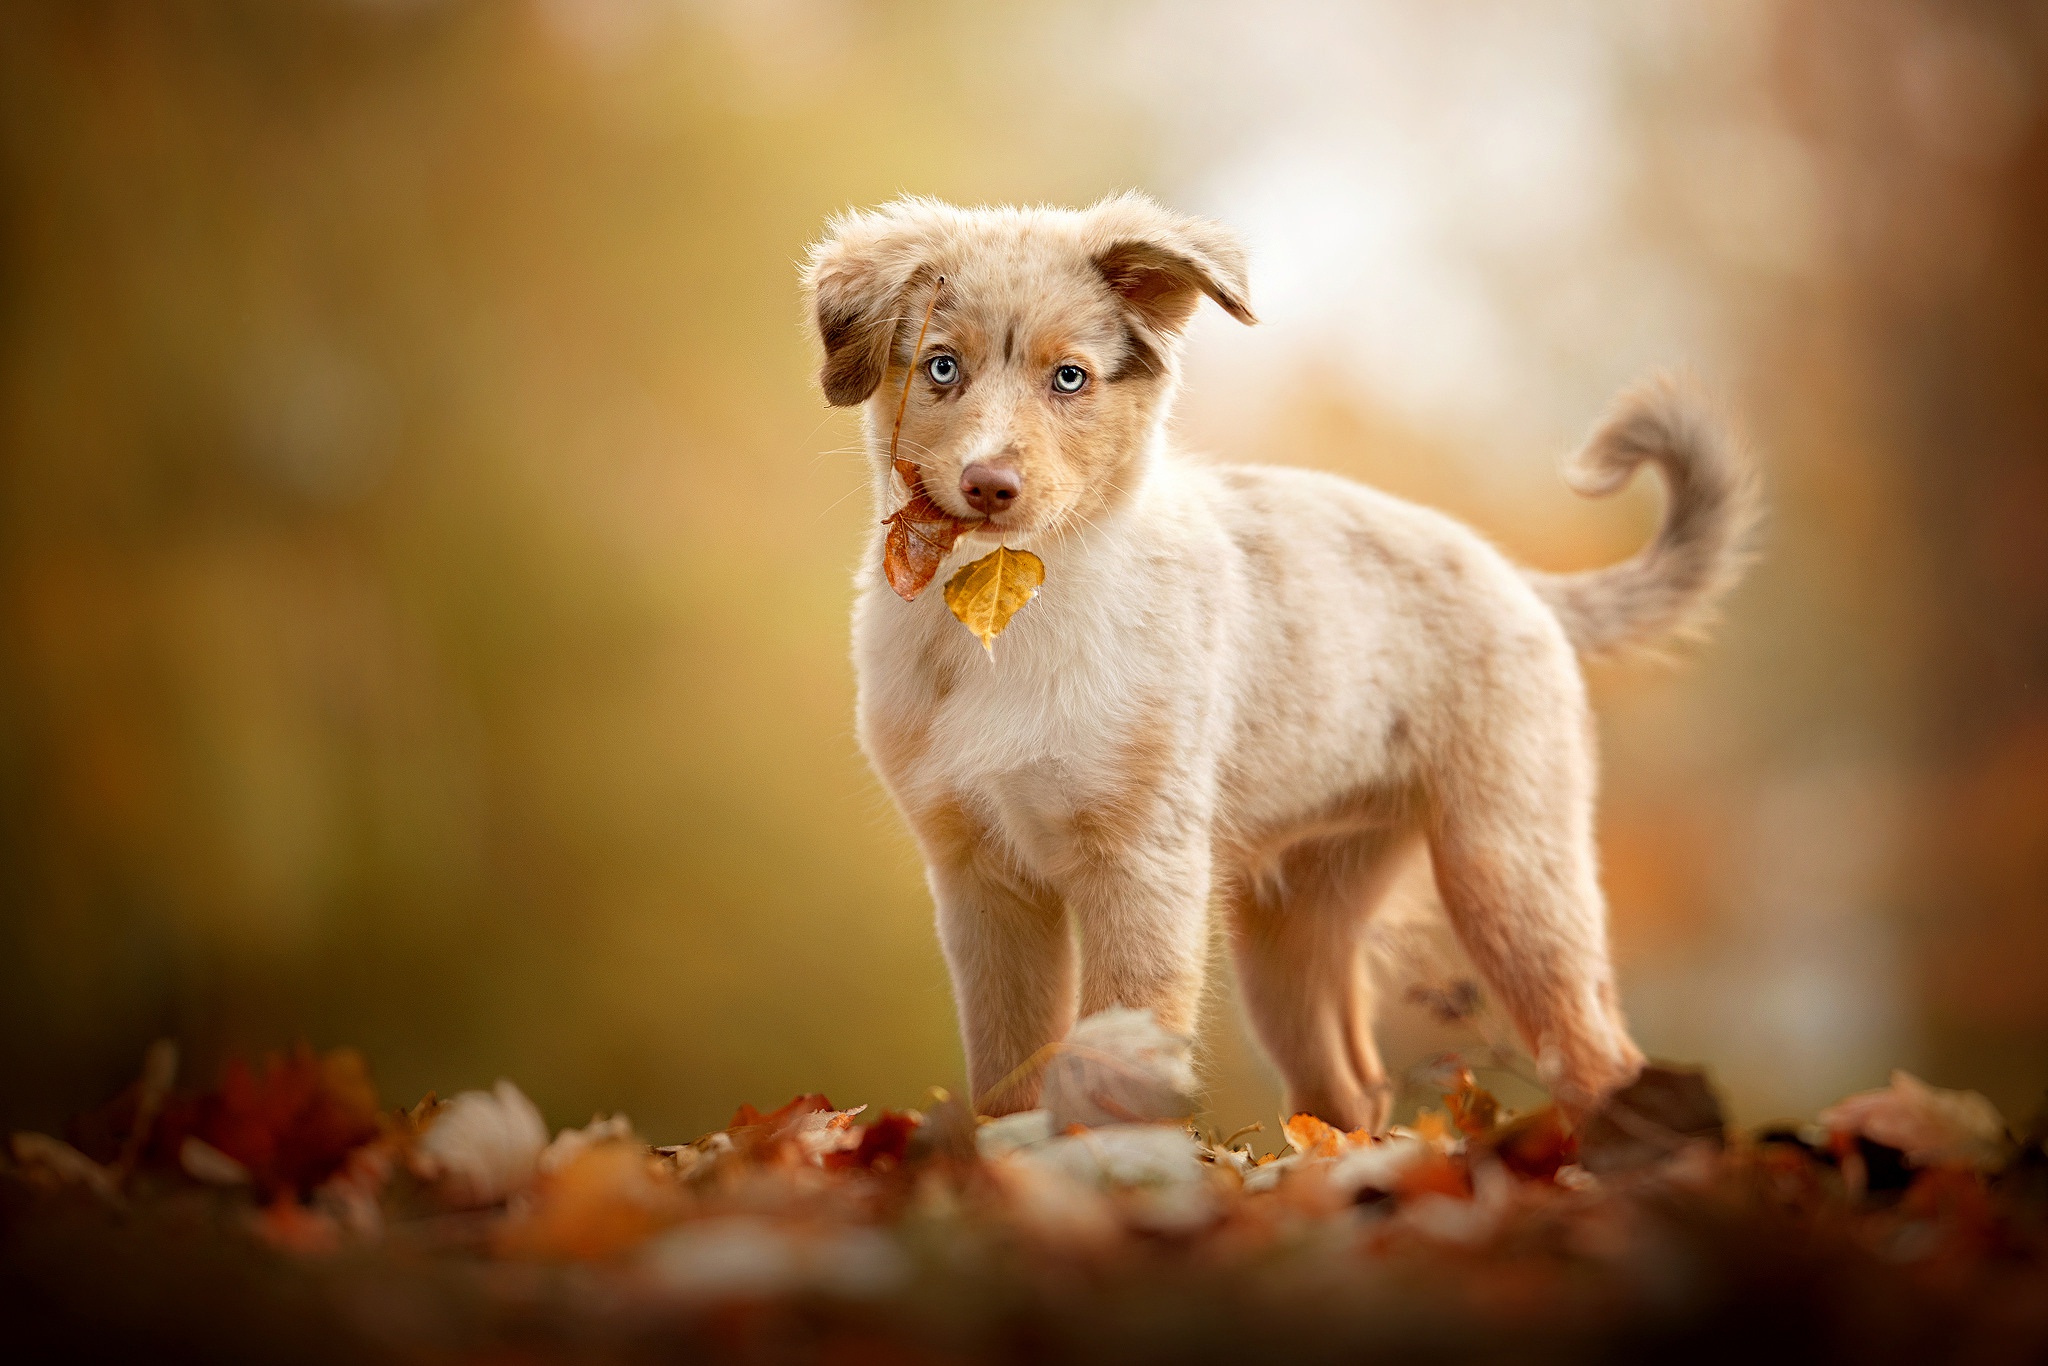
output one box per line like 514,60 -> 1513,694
803,194 -> 1757,1129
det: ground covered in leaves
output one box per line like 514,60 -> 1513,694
6,1013 -> 2048,1364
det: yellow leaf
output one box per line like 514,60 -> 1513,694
943,545 -> 1045,655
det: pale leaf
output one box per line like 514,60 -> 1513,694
1040,1007 -> 1196,1129
413,1079 -> 549,1208
1819,1070 -> 2007,1170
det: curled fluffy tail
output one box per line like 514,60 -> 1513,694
1528,372 -> 1762,659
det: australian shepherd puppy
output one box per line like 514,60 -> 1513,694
803,193 -> 1756,1130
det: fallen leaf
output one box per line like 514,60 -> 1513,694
539,1113 -> 636,1175
728,1093 -> 835,1133
1443,1067 -> 1503,1139
975,1109 -> 1055,1160
1018,1124 -> 1207,1192
254,1195 -> 342,1255
1283,1113 -> 1370,1160
312,1138 -> 398,1239
1819,1070 -> 2007,1171
907,1086 -> 979,1162
154,1044 -> 385,1200
726,1094 -> 869,1165
412,1079 -> 549,1208
1327,1134 -> 1433,1196
1400,1109 -> 1461,1152
1039,1008 -> 1197,1129
943,545 -> 1045,654
179,1135 -> 253,1186
8,1132 -> 121,1204
1577,1064 -> 1725,1175
494,1141 -> 684,1260
1479,1107 -> 1577,1182
1395,1150 -> 1475,1201
824,1111 -> 919,1171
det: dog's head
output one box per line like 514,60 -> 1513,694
803,194 -> 1254,538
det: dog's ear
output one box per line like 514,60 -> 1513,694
1086,193 -> 1256,338
802,203 -> 944,407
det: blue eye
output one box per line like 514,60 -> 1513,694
1052,364 -> 1087,394
926,355 -> 960,385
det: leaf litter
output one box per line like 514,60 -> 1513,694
6,1019 -> 2048,1362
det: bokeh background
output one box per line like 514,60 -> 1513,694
3,0 -> 2044,1143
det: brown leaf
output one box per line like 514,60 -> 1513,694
882,490 -> 977,601
155,1044 -> 385,1200
727,1092 -> 835,1135
8,1132 -> 122,1204
1577,1063 -> 1725,1175
824,1111 -> 919,1172
943,545 -> 1046,654
1479,1107 -> 1576,1182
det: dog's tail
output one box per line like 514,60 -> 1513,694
1526,372 -> 1761,660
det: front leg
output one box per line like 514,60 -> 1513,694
1063,826 -> 1213,1038
915,798 -> 1076,1114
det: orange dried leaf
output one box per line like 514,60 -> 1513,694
883,492 -> 977,601
944,545 -> 1045,654
1394,1152 -> 1473,1201
1444,1067 -> 1502,1139
493,1142 -> 683,1261
1282,1113 -> 1371,1159
156,1043 -> 384,1200
728,1093 -> 835,1134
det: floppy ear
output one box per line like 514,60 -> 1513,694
802,204 -> 943,407
1086,193 -> 1257,339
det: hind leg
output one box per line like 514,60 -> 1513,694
1428,703 -> 1644,1116
1227,827 -> 1417,1133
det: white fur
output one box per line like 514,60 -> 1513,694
808,195 -> 1757,1129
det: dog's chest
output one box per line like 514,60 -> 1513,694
857,582 -> 1157,841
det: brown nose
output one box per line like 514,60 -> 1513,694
958,462 -> 1021,515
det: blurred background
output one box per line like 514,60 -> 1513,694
2,0 -> 2044,1143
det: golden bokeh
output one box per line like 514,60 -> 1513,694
2,0 -> 2042,1142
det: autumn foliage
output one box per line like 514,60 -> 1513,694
6,1025 -> 2048,1363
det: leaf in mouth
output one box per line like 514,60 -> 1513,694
943,544 -> 1046,655
882,490 -> 976,601
874,271 -> 1005,604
